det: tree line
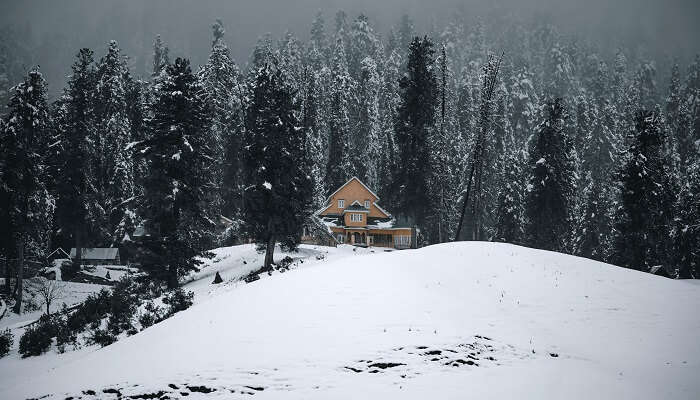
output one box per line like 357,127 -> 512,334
1,11 -> 699,312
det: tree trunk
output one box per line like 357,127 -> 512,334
3,258 -> 11,296
264,235 -> 275,271
74,227 -> 83,273
167,265 -> 179,289
13,238 -> 24,314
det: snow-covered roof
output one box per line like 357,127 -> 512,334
70,248 -> 119,260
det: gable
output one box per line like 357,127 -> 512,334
326,177 -> 378,204
318,177 -> 389,218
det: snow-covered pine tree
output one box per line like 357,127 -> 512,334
325,36 -> 353,195
524,98 -> 575,252
138,57 -> 216,288
392,36 -> 437,232
395,14 -> 415,59
427,44 -> 461,243
55,48 -> 97,271
666,60 -> 694,169
308,11 -> 329,71
93,40 -> 134,245
279,31 -> 304,92
301,67 -> 327,210
611,110 -> 675,272
152,35 -> 170,78
199,19 -> 244,225
377,49 -> 401,202
242,63 -> 312,270
508,64 -> 539,145
350,56 -> 381,190
673,155 -> 700,278
0,67 -> 53,313
309,10 -> 328,59
574,100 -> 619,261
494,134 -> 525,244
347,14 -> 381,81
685,55 -> 700,151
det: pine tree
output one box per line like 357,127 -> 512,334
611,110 -> 675,271
685,55 -> 700,151
325,37 -> 353,194
152,35 -> 170,77
674,156 -> 700,278
0,67 -> 53,313
574,100 -> 619,260
347,14 -> 381,80
524,99 -> 575,252
93,40 -> 134,244
351,56 -> 381,189
242,63 -> 312,270
279,31 -> 304,91
301,67 -> 327,210
392,36 -> 437,232
199,20 -> 244,222
377,49 -> 401,202
138,58 -> 216,288
55,49 -> 97,271
495,138 -> 525,244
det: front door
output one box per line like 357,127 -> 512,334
353,232 -> 361,244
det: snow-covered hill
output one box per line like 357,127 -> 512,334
1,242 -> 699,399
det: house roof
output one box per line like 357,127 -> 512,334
343,203 -> 370,212
70,248 -> 119,260
325,176 -> 380,203
47,248 -> 72,260
315,177 -> 392,219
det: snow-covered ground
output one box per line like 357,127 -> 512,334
0,281 -> 107,331
1,242 -> 699,399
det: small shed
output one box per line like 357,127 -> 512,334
70,248 -> 121,266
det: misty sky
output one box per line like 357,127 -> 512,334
1,0 -> 699,96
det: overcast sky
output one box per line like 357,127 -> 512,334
1,0 -> 698,94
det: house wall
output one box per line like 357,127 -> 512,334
323,178 -> 388,218
329,227 -> 413,249
344,212 -> 368,227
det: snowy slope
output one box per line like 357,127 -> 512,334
1,242 -> 699,399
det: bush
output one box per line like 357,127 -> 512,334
138,301 -> 164,329
162,288 -> 194,316
88,327 -> 116,347
60,260 -> 80,281
0,329 -> 13,358
19,315 -> 57,357
106,278 -> 141,335
66,289 -> 111,334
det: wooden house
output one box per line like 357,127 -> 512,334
314,177 -> 416,249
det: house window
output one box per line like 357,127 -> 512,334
394,235 -> 411,247
364,200 -> 370,209
350,213 -> 363,222
337,234 -> 344,243
338,199 -> 345,208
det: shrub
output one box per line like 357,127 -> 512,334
162,288 -> 194,316
66,289 -> 111,334
19,315 -> 57,357
88,327 -> 116,347
107,278 -> 141,335
0,329 -> 13,358
138,301 -> 164,329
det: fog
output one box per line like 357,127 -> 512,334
1,0 -> 699,96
